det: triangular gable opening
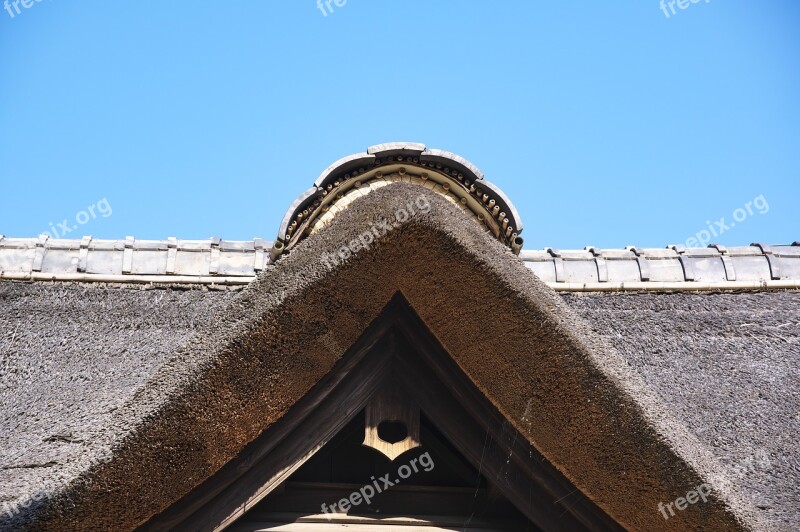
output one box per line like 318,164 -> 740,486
232,412 -> 533,530
142,294 -> 621,531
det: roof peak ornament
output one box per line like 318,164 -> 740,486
270,143 -> 524,262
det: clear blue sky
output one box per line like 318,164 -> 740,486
1,1 -> 798,249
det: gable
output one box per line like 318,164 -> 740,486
2,183 -> 762,531
143,295 -> 621,530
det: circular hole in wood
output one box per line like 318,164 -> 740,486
377,420 -> 408,444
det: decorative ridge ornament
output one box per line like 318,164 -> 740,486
270,143 -> 525,262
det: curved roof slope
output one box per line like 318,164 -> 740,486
3,283 -> 797,529
0,183 -> 783,530
562,290 -> 800,531
0,283 -> 239,529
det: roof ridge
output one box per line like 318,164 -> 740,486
1,236 -> 798,291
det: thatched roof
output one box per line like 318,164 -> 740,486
0,176 -> 797,530
0,283 -> 239,529
563,290 -> 800,530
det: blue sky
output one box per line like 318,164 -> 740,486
1,1 -> 798,249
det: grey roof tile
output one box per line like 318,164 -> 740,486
0,237 -> 270,280
1,236 -> 798,289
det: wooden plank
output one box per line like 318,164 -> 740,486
209,347 -> 393,531
251,481 -> 492,518
229,523 -> 520,532
390,298 -> 623,531
141,319 -> 398,531
363,382 -> 421,460
237,511 -> 516,527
